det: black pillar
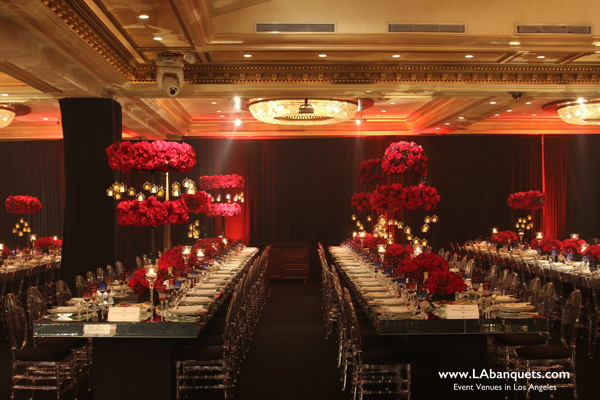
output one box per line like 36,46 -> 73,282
59,98 -> 121,288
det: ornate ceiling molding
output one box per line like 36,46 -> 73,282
41,0 -> 137,79
131,64 -> 600,86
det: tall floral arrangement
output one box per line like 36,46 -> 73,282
5,195 -> 42,214
157,245 -> 187,272
427,271 -> 467,296
489,230 -> 518,245
350,192 -> 372,212
362,233 -> 385,250
106,140 -> 196,172
198,174 -> 245,190
359,158 -> 387,184
561,238 -> 587,254
583,245 -> 600,261
206,203 -> 242,217
400,183 -> 441,211
117,197 -> 189,227
182,192 -> 212,214
397,253 -> 450,283
381,141 -> 428,177
383,244 -> 413,265
507,190 -> 546,210
34,237 -> 62,250
369,184 -> 404,212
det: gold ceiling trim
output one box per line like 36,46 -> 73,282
41,0 -> 136,79
131,64 -> 600,85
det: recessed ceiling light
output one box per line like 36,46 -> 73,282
243,54 -> 252,58
536,55 -> 545,59
43,117 -> 48,120
435,127 -> 440,130
532,114 -> 537,116
465,54 -> 474,58
355,119 -> 362,125
458,116 -> 465,119
138,15 -> 149,19
507,109 -> 512,112
376,114 -> 381,117
318,54 -> 327,58
234,118 -> 242,126
153,37 -> 163,41
577,97 -> 585,103
219,115 -> 224,118
365,90 -> 372,93
508,41 -> 521,46
392,54 -> 401,58
390,102 -> 396,105
495,114 -> 500,116
211,101 -> 217,105
489,101 -> 497,104
525,102 -> 532,104
216,110 -> 222,113
445,123 -> 451,125
1,93 -> 8,96
381,110 -> 387,112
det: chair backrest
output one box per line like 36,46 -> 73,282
561,290 -> 582,349
4,293 -> 28,351
9,268 -> 26,297
115,261 -> 126,276
75,275 -> 89,297
536,282 -> 556,318
86,270 -> 98,285
96,267 -> 106,283
505,272 -> 521,296
342,287 -> 360,349
27,286 -> 48,322
484,265 -> 498,285
525,277 -> 541,305
106,264 -> 117,280
56,280 -> 73,306
548,268 -> 564,299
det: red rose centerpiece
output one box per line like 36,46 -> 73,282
397,253 -> 450,283
117,197 -> 189,227
427,271 -> 467,296
541,238 -> 563,254
34,237 -> 62,251
362,233 -> 385,251
583,245 -> 600,261
5,195 -> 42,214
106,140 -> 196,172
350,192 -> 372,212
507,190 -> 546,210
157,245 -> 187,273
561,238 -> 587,255
369,184 -> 404,212
381,141 -> 428,177
359,158 -> 387,185
198,174 -> 245,190
489,230 -> 518,246
383,244 -> 413,265
182,192 -> 212,214
400,183 -> 441,211
206,203 -> 242,217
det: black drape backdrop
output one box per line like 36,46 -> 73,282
2,134 -> 599,275
0,141 -> 65,247
59,98 -> 121,287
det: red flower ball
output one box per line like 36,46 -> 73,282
359,158 -> 387,185
427,271 -> 467,295
561,238 -> 587,255
182,192 -> 212,214
117,197 -> 189,227
383,244 -> 413,265
489,230 -> 518,245
381,141 -> 428,177
5,195 -> 42,214
583,245 -> 600,261
106,140 -> 196,173
198,174 -> 245,190
350,192 -> 372,212
34,237 -> 62,250
507,190 -> 545,210
206,203 -> 242,217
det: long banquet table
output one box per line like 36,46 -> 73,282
329,246 -> 548,399
33,248 -> 258,400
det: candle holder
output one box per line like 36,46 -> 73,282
146,267 -> 157,322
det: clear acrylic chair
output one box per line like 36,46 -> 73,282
74,275 -> 89,298
5,293 -> 77,399
514,289 -> 581,400
56,280 -> 73,306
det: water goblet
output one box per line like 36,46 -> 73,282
82,290 -> 91,320
98,284 -> 107,319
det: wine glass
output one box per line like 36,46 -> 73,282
89,283 -> 98,321
82,290 -> 91,320
157,286 -> 168,321
98,284 -> 107,319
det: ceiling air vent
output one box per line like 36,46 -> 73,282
255,23 -> 336,33
516,24 -> 592,34
388,23 -> 466,33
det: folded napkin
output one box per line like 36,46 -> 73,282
183,296 -> 213,305
494,295 -> 517,303
170,305 -> 206,315
187,288 -> 219,296
378,306 -> 413,314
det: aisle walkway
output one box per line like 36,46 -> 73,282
234,281 -> 347,400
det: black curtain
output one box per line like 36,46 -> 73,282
60,98 -> 121,288
0,141 -> 65,247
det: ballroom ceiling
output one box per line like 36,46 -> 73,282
1,0 -> 600,139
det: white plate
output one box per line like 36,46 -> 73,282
494,295 -> 518,303
183,296 -> 213,305
370,298 -> 406,306
497,303 -> 535,312
48,306 -> 79,314
171,305 -> 206,315
187,289 -> 219,296
377,306 -> 413,314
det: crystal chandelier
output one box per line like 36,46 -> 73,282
0,104 -> 31,128
549,99 -> 600,125
0,105 -> 16,128
248,98 -> 359,125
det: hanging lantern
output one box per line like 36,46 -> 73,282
136,192 -> 145,202
143,181 -> 152,191
106,188 -> 114,197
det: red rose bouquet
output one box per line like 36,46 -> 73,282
541,238 -> 563,253
400,183 -> 441,211
583,245 -> 600,260
397,253 -> 450,283
359,158 -> 387,185
192,238 -> 224,259
127,268 -> 166,297
507,190 -> 546,210
427,271 -> 467,296
383,244 -> 413,264
34,237 -> 62,250
198,174 -> 245,190
489,230 -> 518,245
182,192 -> 212,214
2,246 -> 11,258
561,238 -> 587,254
530,237 -> 541,250
381,141 -> 428,177
350,191 -> 372,212
117,197 -> 189,227
206,203 -> 242,217
157,245 -> 187,273
369,184 -> 403,212
106,140 -> 196,172
5,195 -> 42,214
362,233 -> 385,250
